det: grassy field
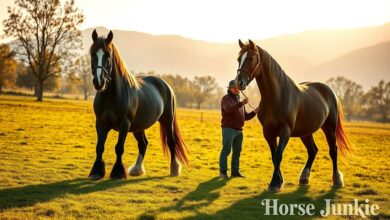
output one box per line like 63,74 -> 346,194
0,95 -> 389,219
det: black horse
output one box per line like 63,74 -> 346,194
88,30 -> 188,180
235,40 -> 351,192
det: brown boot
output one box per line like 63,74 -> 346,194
231,171 -> 246,178
219,171 -> 228,178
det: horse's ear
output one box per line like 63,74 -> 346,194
239,39 -> 245,48
92,29 -> 98,42
106,30 -> 113,45
249,39 -> 256,50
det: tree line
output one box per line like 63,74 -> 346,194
327,76 -> 390,123
0,0 -> 388,122
1,41 -> 389,122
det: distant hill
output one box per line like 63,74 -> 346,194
303,41 -> 390,89
82,23 -> 390,87
83,27 -> 235,85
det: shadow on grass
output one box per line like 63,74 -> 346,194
138,177 -> 230,220
138,177 -> 339,220
184,185 -> 339,220
0,176 -> 167,211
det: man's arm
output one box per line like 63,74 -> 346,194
244,107 -> 259,120
222,96 -> 243,113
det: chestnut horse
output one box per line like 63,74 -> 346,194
235,40 -> 351,192
88,30 -> 188,180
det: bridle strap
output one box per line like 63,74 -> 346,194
237,52 -> 260,82
96,61 -> 112,83
240,90 -> 257,111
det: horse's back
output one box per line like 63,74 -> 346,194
128,76 -> 175,131
291,82 -> 338,136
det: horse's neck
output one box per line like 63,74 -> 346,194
103,61 -> 134,101
256,48 -> 297,103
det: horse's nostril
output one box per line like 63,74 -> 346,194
239,80 -> 243,86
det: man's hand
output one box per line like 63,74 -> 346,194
242,97 -> 249,105
254,107 -> 260,114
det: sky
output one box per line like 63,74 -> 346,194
0,0 -> 390,43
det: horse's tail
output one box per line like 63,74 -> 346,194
159,100 -> 189,165
336,100 -> 352,157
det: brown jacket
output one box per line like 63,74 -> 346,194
221,93 -> 256,130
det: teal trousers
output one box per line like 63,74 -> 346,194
219,128 -> 243,173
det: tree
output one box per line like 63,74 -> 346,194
16,58 -> 61,94
58,71 -> 79,95
190,76 -> 217,109
160,74 -> 193,107
205,86 -> 224,109
77,55 -> 94,100
0,44 -> 17,92
327,76 -> 364,121
3,0 -> 84,101
16,62 -> 35,91
365,80 -> 390,123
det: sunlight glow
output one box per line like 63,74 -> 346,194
77,0 -> 390,42
1,0 -> 389,42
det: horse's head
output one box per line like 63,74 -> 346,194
236,39 -> 261,90
90,29 -> 114,92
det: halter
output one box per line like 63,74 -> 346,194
96,52 -> 113,84
236,51 -> 261,82
96,66 -> 112,83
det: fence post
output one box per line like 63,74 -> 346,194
200,112 -> 203,122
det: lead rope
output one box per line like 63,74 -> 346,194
240,90 -> 257,111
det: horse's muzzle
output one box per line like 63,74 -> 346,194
237,79 -> 247,90
93,77 -> 106,92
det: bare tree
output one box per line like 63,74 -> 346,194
0,44 -> 17,92
3,0 -> 84,101
365,80 -> 390,123
77,55 -> 94,100
190,76 -> 217,109
327,76 -> 364,121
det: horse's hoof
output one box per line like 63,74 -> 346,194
110,174 -> 127,179
110,163 -> 128,179
332,171 -> 344,188
170,159 -> 181,176
267,183 -> 283,193
89,174 -> 103,181
267,185 -> 281,193
129,166 -> 145,176
299,168 -> 310,185
299,179 -> 309,185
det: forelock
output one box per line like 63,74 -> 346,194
238,45 -> 257,58
90,38 -> 110,54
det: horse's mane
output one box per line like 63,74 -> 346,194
257,46 -> 300,90
111,43 -> 140,89
90,38 -> 140,89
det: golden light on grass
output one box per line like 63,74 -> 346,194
0,95 -> 389,219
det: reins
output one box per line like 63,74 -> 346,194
240,90 -> 257,111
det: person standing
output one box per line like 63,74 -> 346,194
219,80 -> 259,178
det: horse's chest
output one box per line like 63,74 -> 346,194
101,110 -> 120,127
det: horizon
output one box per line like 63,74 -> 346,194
1,0 -> 390,43
84,23 -> 390,44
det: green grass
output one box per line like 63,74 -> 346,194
0,95 -> 389,219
